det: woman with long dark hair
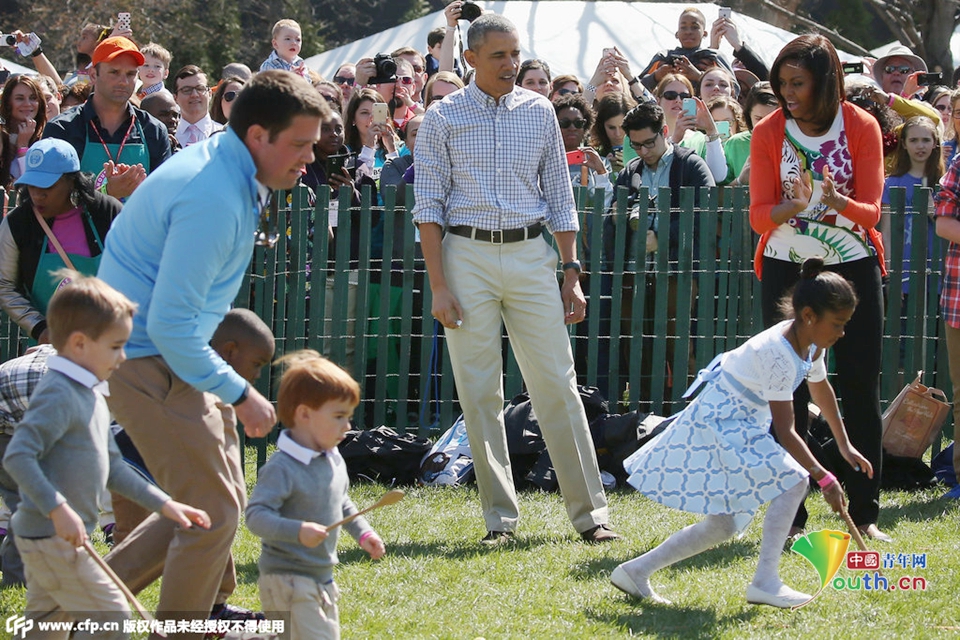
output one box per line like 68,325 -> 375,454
749,34 -> 888,542
1,75 -> 48,181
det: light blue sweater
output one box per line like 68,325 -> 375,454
97,129 -> 261,403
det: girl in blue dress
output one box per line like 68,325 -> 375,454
613,257 -> 873,608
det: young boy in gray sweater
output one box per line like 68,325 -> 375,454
246,350 -> 385,639
3,274 -> 210,638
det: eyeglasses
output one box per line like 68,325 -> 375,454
935,104 -> 952,115
320,94 -> 339,104
255,193 -> 280,249
883,65 -> 913,75
396,76 -> 415,85
177,85 -> 209,96
557,88 -> 580,96
660,90 -> 691,101
223,90 -> 238,103
333,76 -> 355,86
629,132 -> 662,151
559,118 -> 587,129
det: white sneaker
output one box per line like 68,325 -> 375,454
746,583 -> 812,608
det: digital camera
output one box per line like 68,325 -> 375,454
460,1 -> 482,22
369,53 -> 397,85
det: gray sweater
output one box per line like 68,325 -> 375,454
3,364 -> 170,538
246,435 -> 371,583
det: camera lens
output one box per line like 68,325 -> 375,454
4,35 -> 16,46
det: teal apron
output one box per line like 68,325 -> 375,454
83,117 -> 151,191
30,211 -> 104,315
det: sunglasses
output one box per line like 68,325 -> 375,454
883,65 -> 913,75
559,118 -> 587,130
557,88 -> 580,96
396,76 -> 415,85
333,76 -> 355,86
223,90 -> 238,103
660,90 -> 691,101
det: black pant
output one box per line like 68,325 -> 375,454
761,256 -> 884,526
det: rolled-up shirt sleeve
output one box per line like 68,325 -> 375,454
539,111 -> 579,234
411,109 -> 451,227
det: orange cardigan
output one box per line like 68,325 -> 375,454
748,102 -> 886,280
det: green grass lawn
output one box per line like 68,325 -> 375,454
2,449 -> 959,639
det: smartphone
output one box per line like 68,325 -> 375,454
718,7 -> 732,20
682,97 -> 697,119
372,103 -> 389,125
841,61 -> 864,75
565,149 -> 585,165
325,152 -> 353,177
715,120 -> 730,140
917,72 -> 943,86
116,12 -> 131,31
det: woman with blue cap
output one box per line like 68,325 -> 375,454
0,138 -> 121,343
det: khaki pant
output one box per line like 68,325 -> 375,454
441,233 -> 609,533
103,357 -> 245,639
259,574 -> 340,640
16,535 -> 129,639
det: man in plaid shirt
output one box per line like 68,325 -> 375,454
0,345 -> 56,586
934,156 -> 960,497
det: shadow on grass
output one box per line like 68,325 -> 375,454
335,531 -> 580,564
586,603 -> 758,639
875,489 -> 960,530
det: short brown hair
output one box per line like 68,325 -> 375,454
275,350 -> 360,428
140,43 -> 172,68
230,70 -> 329,141
46,272 -> 137,350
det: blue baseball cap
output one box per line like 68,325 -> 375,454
15,139 -> 81,189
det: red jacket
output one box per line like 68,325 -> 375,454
748,101 -> 886,280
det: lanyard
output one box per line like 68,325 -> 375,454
88,116 -> 137,165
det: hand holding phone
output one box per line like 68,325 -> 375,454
372,103 -> 389,125
117,12 -> 131,32
566,149 -> 585,165
917,72 -> 943,86
715,120 -> 730,140
718,7 -> 732,20
682,97 -> 698,119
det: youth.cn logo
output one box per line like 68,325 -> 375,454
5,614 -> 34,638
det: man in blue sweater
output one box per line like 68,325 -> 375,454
97,70 -> 328,637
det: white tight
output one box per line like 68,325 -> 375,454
620,480 -> 808,598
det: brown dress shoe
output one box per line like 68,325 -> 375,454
580,524 -> 620,543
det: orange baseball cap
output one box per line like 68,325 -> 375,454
91,37 -> 145,66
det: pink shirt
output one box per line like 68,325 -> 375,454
47,208 -> 93,257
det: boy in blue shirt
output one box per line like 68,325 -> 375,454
4,274 -> 210,637
259,19 -> 307,77
246,351 -> 385,639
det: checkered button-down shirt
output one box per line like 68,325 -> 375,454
0,345 -> 56,435
412,83 -> 578,234
936,155 -> 960,328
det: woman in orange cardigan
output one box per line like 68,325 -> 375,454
749,34 -> 889,543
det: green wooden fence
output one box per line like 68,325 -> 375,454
0,184 -> 948,460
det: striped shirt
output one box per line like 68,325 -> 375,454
412,83 -> 578,233
935,155 -> 960,327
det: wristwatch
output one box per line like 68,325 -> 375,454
561,260 -> 582,274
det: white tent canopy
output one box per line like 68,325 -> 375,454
0,56 -> 39,77
305,1 -> 852,84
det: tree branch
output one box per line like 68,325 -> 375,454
754,0 -> 872,56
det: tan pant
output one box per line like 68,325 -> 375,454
16,535 -> 129,640
944,323 -> 960,483
259,574 -> 340,640
441,233 -> 609,533
103,357 -> 245,639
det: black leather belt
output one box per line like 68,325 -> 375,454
447,223 -> 542,244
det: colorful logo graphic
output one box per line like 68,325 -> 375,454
789,529 -> 851,608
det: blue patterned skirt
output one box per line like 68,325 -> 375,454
623,367 -> 808,517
